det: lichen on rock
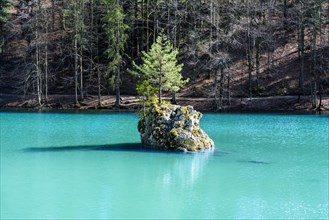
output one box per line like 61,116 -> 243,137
138,104 -> 215,152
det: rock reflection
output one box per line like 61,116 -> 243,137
160,152 -> 213,189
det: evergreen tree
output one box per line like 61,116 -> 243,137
61,0 -> 88,104
0,0 -> 10,55
0,0 -> 9,22
132,33 -> 188,104
103,0 -> 129,109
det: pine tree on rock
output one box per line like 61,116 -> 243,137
132,33 -> 188,104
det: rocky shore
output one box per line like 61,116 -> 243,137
0,94 -> 329,113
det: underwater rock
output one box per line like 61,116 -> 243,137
138,104 -> 215,152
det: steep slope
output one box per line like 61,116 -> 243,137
0,0 -> 328,102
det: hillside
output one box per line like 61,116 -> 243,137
0,0 -> 328,111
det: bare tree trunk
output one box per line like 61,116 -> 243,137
74,0 -> 79,104
247,34 -> 253,98
210,0 -> 213,44
36,31 -> 41,105
173,0 -> 177,47
45,23 -> 48,102
90,0 -> 94,101
167,0 -> 170,37
95,0 -> 101,106
158,63 -> 162,104
115,8 -> 121,110
146,0 -> 149,51
219,66 -> 224,109
255,37 -> 260,92
115,21 -> 120,109
52,0 -> 55,29
283,0 -> 288,29
172,92 -> 177,104
0,5 -> 5,58
298,1 -> 305,102
79,0 -> 84,100
311,15 -> 317,108
36,0 -> 41,105
214,68 -> 219,111
267,0 -> 274,74
80,44 -> 83,100
247,0 -> 253,98
98,65 -> 101,106
317,0 -> 325,109
154,0 -> 159,42
115,67 -> 121,109
227,72 -> 231,106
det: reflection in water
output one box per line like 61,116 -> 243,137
20,143 -> 214,218
22,143 -> 213,190
160,152 -> 213,189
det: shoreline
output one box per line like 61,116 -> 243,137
1,94 -> 329,114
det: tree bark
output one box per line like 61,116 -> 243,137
115,66 -> 121,109
74,0 -> 79,104
214,68 -> 219,111
80,44 -> 83,100
283,0 -> 288,29
158,62 -> 162,104
79,0 -> 84,100
247,0 -> 253,98
219,65 -> 224,109
298,1 -> 305,102
227,71 -> 231,106
247,34 -> 253,98
36,0 -> 41,105
45,23 -> 48,102
172,92 -> 177,104
255,37 -> 260,92
52,0 -> 55,29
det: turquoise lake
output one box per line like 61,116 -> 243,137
0,112 -> 328,219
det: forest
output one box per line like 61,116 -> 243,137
0,0 -> 328,110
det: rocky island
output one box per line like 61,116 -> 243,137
138,104 -> 214,152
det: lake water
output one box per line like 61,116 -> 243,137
1,112 -> 328,219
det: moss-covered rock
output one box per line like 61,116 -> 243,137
138,104 -> 215,152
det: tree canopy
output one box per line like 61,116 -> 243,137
132,33 -> 188,104
0,0 -> 10,53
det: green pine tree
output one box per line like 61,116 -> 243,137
132,33 -> 188,104
0,0 -> 10,54
103,0 -> 129,109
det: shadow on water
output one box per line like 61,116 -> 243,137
22,143 -> 156,154
20,143 -> 215,188
213,151 -> 230,157
22,145 -> 270,165
237,159 -> 270,165
21,143 -> 205,155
